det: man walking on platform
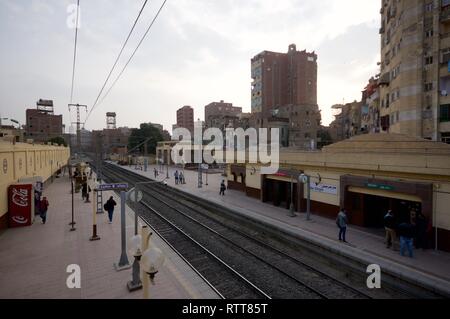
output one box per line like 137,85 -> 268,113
104,196 -> 117,224
220,180 -> 226,196
40,196 -> 49,224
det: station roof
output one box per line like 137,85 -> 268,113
322,134 -> 450,155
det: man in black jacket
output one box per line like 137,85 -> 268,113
104,196 -> 117,224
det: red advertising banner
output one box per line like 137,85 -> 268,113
8,184 -> 33,227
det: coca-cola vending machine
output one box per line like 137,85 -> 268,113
8,184 -> 34,228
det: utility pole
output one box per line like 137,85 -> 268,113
68,103 -> 88,156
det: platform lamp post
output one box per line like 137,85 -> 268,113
69,172 -> 76,231
166,160 -> 169,180
126,178 -> 168,292
299,173 -> 311,221
127,234 -> 143,291
141,226 -> 165,299
289,172 -> 296,217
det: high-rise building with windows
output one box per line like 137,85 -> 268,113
378,0 -> 450,143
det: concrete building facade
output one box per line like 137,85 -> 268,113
251,44 -> 318,117
205,100 -> 243,131
176,106 -> 194,135
25,108 -> 63,143
378,0 -> 450,143
0,141 -> 70,229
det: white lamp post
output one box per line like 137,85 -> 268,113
127,234 -> 143,291
141,244 -> 165,299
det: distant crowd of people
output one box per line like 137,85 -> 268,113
335,207 -> 431,258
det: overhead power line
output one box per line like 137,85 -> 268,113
86,0 -> 168,123
69,0 -> 81,104
88,0 -> 149,118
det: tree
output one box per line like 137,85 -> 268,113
128,123 -> 164,155
317,128 -> 333,149
47,136 -> 67,147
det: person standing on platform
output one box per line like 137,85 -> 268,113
336,209 -> 348,243
220,180 -> 226,196
104,196 -> 117,224
40,196 -> 49,224
154,168 -> 158,179
82,182 -> 91,203
179,171 -> 185,185
398,221 -> 415,258
174,170 -> 179,185
384,210 -> 397,250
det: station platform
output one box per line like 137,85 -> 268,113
0,172 -> 220,299
114,162 -> 450,295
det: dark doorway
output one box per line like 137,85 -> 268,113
263,179 -> 298,211
349,191 -> 422,228
364,194 -> 390,228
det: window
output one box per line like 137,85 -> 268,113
425,83 -> 433,92
425,3 -> 433,12
441,104 -> 450,122
442,133 -> 450,144
425,29 -> 434,38
425,56 -> 434,65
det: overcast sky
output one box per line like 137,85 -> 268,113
0,0 -> 380,133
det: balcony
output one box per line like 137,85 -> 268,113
378,73 -> 390,86
441,6 -> 450,24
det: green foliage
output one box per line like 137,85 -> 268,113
128,123 -> 164,155
317,129 -> 333,149
47,136 -> 67,147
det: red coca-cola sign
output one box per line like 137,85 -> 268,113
8,184 -> 33,227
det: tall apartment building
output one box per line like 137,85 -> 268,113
251,44 -> 318,117
250,44 -> 320,149
176,105 -> 194,135
379,0 -> 450,143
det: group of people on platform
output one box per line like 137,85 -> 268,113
174,170 -> 186,185
383,209 -> 431,258
336,207 -> 432,258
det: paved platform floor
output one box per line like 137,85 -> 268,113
114,163 -> 450,294
0,173 -> 220,299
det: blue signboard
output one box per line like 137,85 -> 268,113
98,183 -> 128,191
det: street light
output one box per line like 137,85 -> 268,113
299,173 -> 311,221
140,225 -> 165,299
127,234 -> 143,291
288,173 -> 296,217
126,178 -> 168,292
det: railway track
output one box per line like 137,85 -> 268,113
101,163 -> 375,299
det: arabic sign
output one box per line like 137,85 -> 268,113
97,183 -> 129,191
310,182 -> 338,195
365,183 -> 395,191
